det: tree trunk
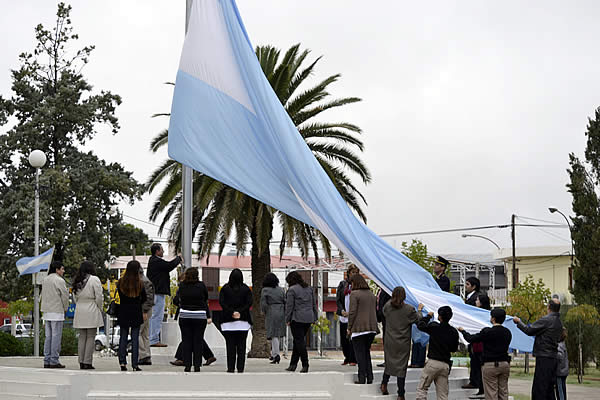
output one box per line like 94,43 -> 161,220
247,213 -> 273,358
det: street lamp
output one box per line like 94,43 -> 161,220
461,233 -> 502,290
461,233 -> 501,250
29,150 -> 46,357
548,208 -> 574,268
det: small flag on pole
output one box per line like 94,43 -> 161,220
16,247 -> 54,276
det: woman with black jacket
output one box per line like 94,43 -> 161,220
116,260 -> 147,371
219,268 -> 253,373
176,267 -> 211,372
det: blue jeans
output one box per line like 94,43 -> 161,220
118,324 -> 140,367
555,376 -> 567,400
149,294 -> 165,344
43,320 -> 63,365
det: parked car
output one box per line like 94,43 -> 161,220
0,323 -> 32,338
95,326 -> 131,352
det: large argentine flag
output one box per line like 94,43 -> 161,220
16,247 -> 54,276
168,0 -> 533,352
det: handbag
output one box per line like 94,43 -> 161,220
107,300 -> 119,316
107,286 -> 120,316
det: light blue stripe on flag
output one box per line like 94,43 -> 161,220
16,247 -> 54,276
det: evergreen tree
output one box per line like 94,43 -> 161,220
567,107 -> 600,311
0,3 -> 141,301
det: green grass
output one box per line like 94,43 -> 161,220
510,366 -> 600,388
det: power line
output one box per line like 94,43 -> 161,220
379,223 -> 567,238
516,215 -> 564,225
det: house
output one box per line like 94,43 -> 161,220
493,245 -> 574,304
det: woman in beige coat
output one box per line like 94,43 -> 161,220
72,261 -> 104,369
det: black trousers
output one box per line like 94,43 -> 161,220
352,333 -> 376,383
175,338 -> 215,361
290,321 -> 311,367
469,348 -> 482,389
178,318 -> 207,369
339,322 -> 356,363
532,356 -> 557,400
410,341 -> 426,367
223,330 -> 248,372
382,373 -> 406,396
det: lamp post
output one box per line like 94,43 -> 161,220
461,234 -> 500,250
29,150 -> 46,357
548,207 -> 574,269
548,207 -> 579,382
461,233 -> 501,290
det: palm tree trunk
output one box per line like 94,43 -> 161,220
247,214 -> 273,358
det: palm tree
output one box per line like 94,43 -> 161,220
147,44 -> 370,357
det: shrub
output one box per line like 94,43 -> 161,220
564,304 -> 600,374
0,332 -> 25,356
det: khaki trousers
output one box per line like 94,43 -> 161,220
77,328 -> 96,365
416,358 -> 450,400
482,361 -> 510,400
138,309 -> 152,360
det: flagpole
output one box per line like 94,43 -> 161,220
181,0 -> 193,269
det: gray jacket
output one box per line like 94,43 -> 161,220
285,284 -> 317,324
556,341 -> 569,377
41,273 -> 69,314
141,273 -> 155,313
517,312 -> 563,358
261,286 -> 286,338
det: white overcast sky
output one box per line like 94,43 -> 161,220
2,1 -> 598,256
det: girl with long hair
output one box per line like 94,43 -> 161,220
177,267 -> 211,372
284,271 -> 317,373
219,268 -> 253,373
116,260 -> 147,371
347,274 -> 379,384
260,272 -> 286,364
72,261 -> 104,369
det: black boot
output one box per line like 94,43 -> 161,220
270,355 -> 281,364
285,364 -> 297,372
300,365 -> 309,373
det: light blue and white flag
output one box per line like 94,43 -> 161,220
168,0 -> 533,352
16,247 -> 54,276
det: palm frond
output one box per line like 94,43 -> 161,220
286,74 -> 340,118
294,97 -> 361,126
145,159 -> 179,193
149,129 -> 169,152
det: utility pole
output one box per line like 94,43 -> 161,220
181,0 -> 194,271
511,214 -> 517,289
